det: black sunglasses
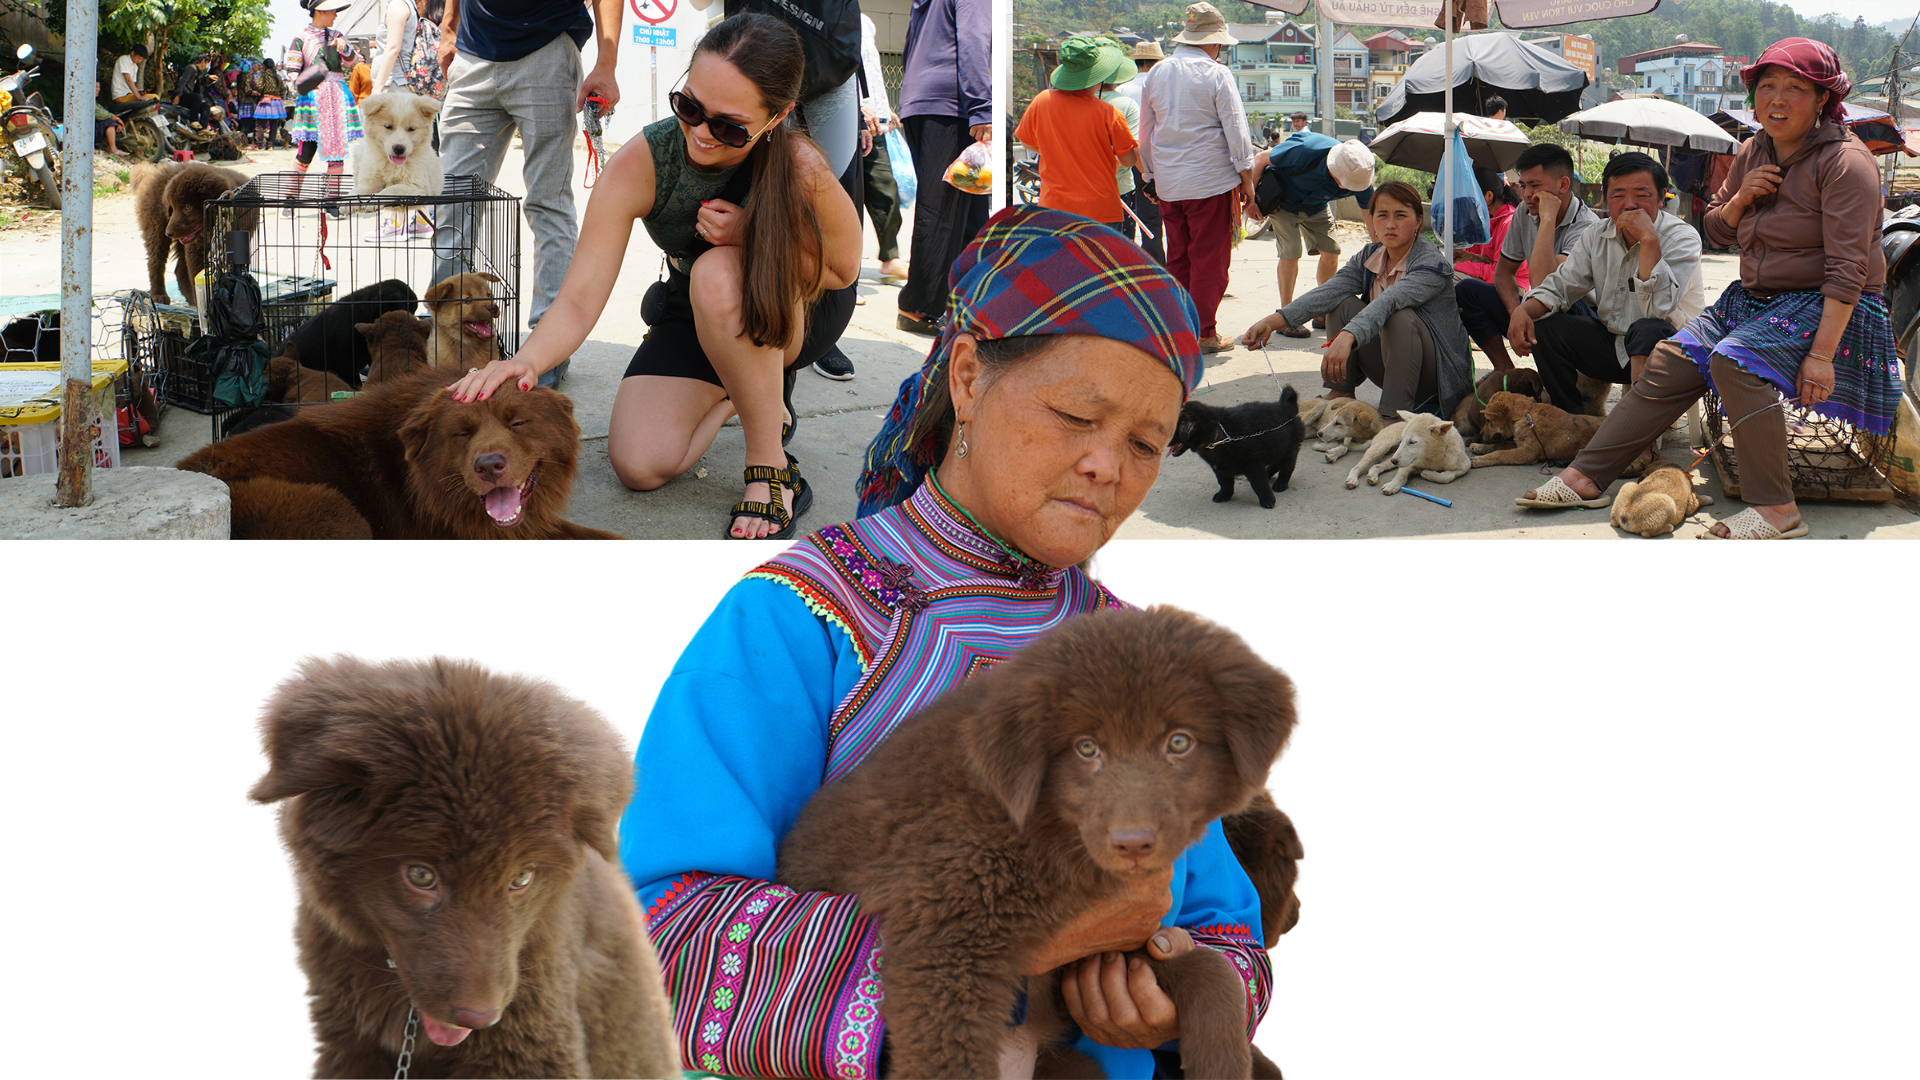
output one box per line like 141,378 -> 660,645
669,89 -> 774,149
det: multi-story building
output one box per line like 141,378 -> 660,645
1618,42 -> 1727,114
1222,16 -> 1318,127
1363,30 -> 1421,114
1522,32 -> 1606,110
1329,28 -> 1370,113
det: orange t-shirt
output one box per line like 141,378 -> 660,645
1014,89 -> 1137,224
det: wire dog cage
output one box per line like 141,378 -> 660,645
190,172 -> 521,438
1700,388 -> 1900,503
0,291 -> 165,477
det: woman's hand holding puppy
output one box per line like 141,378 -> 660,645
1059,927 -> 1191,1048
447,358 -> 539,402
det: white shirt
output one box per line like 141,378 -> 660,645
1526,209 -> 1706,369
860,14 -> 892,119
1137,44 -> 1256,202
114,54 -> 143,97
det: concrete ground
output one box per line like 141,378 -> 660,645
11,144 -> 1916,539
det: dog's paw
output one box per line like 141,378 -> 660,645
1258,495 -> 1276,508
1469,456 -> 1490,467
1212,491 -> 1233,503
140,434 -> 160,448
1344,477 -> 1359,489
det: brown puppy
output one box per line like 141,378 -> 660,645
425,272 -> 504,369
266,343 -> 356,404
357,311 -> 432,385
133,161 -> 255,306
1221,790 -> 1305,949
1451,368 -> 1547,442
779,606 -> 1297,1080
1468,390 -> 1604,468
1610,460 -> 1714,537
176,367 -> 622,539
250,656 -> 680,1078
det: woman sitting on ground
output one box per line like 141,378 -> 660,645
446,13 -> 860,540
1241,180 -> 1472,418
621,208 -> 1273,1080
1516,37 -> 1902,539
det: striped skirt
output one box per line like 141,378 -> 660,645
286,75 -> 362,161
1674,280 -> 1903,434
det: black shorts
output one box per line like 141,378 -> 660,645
623,270 -> 857,385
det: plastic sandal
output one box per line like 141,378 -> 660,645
724,455 -> 813,540
1700,507 -> 1807,540
1515,474 -> 1612,509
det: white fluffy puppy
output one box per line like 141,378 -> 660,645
351,92 -> 444,236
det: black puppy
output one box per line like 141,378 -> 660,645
1168,386 -> 1303,509
278,279 -> 416,388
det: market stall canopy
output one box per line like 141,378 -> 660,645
1373,32 -> 1590,126
1238,0 -> 1653,31
1711,104 -> 1919,157
1559,98 -> 1740,154
1369,111 -> 1532,172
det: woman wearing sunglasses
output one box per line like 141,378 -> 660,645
446,13 -> 861,539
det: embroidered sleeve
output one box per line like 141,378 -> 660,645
647,874 -> 886,1080
1187,924 -> 1273,1039
285,34 -> 308,85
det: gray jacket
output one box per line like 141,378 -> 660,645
1278,238 -> 1472,419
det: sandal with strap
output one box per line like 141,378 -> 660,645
724,454 -> 813,540
1700,507 -> 1808,540
1515,474 -> 1612,509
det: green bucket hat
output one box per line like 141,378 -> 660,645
1051,36 -> 1136,91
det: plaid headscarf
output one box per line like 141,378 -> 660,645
857,208 -> 1203,516
1742,38 -> 1851,126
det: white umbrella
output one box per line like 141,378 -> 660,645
1368,112 -> 1532,173
1558,98 -> 1740,154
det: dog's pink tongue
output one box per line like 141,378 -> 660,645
484,484 -> 523,525
390,153 -> 407,163
466,321 -> 495,339
420,1014 -> 472,1047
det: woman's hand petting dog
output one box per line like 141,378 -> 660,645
447,357 -> 540,402
1022,866 -> 1174,975
1059,927 -> 1193,1048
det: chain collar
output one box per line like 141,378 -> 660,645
387,958 -> 417,1080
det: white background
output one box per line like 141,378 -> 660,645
9,539 -> 1917,1078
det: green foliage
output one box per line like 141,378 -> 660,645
98,0 -> 273,89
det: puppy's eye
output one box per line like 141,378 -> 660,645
511,418 -> 527,429
1074,737 -> 1100,759
406,865 -> 437,889
1167,732 -> 1193,755
509,870 -> 533,891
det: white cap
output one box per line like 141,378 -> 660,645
1326,140 -> 1376,192
306,0 -> 353,11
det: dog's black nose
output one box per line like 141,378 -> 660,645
475,453 -> 508,482
1109,828 -> 1156,858
450,1005 -> 503,1029
485,302 -> 500,318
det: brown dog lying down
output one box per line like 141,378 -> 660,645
266,344 -> 355,404
133,160 -> 256,307
1468,391 -> 1604,468
1610,460 -> 1714,537
250,656 -> 680,1078
358,310 -> 432,385
1451,368 -> 1547,442
426,272 -> 504,369
176,367 -> 622,539
779,606 -> 1297,1080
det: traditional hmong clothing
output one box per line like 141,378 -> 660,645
624,480 -> 1272,1080
285,24 -> 363,161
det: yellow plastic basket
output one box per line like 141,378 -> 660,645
0,360 -> 128,479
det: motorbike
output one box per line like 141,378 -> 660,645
108,95 -> 174,162
0,44 -> 61,210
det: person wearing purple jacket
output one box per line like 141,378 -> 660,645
893,0 -> 991,338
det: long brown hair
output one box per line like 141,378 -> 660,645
696,14 -> 825,351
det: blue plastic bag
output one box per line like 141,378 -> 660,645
887,125 -> 917,208
1431,127 -> 1490,247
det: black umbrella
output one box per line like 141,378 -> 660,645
1374,32 -> 1589,127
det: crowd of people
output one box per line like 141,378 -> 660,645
1014,17 -> 1900,541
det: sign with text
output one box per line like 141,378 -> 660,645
1560,34 -> 1596,80
630,0 -> 676,26
633,25 -> 677,46
1313,0 -> 1442,30
1494,0 -> 1657,30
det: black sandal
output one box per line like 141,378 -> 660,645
782,365 -> 798,446
724,453 -> 813,540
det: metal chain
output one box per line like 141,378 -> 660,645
394,1005 -> 417,1080
1195,344 -> 1304,449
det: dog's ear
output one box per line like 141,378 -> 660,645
1433,421 -> 1454,437
477,272 -> 501,286
1200,641 -> 1298,792
960,675 -> 1052,829
1396,410 -> 1417,423
417,95 -> 443,120
250,657 -> 384,847
397,395 -> 439,463
422,277 -> 459,307
549,697 -> 633,863
355,321 -> 378,341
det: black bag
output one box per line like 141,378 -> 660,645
1254,157 -> 1327,219
201,253 -> 270,411
726,0 -> 863,103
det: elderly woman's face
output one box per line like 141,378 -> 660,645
1753,66 -> 1828,145
945,334 -> 1183,568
